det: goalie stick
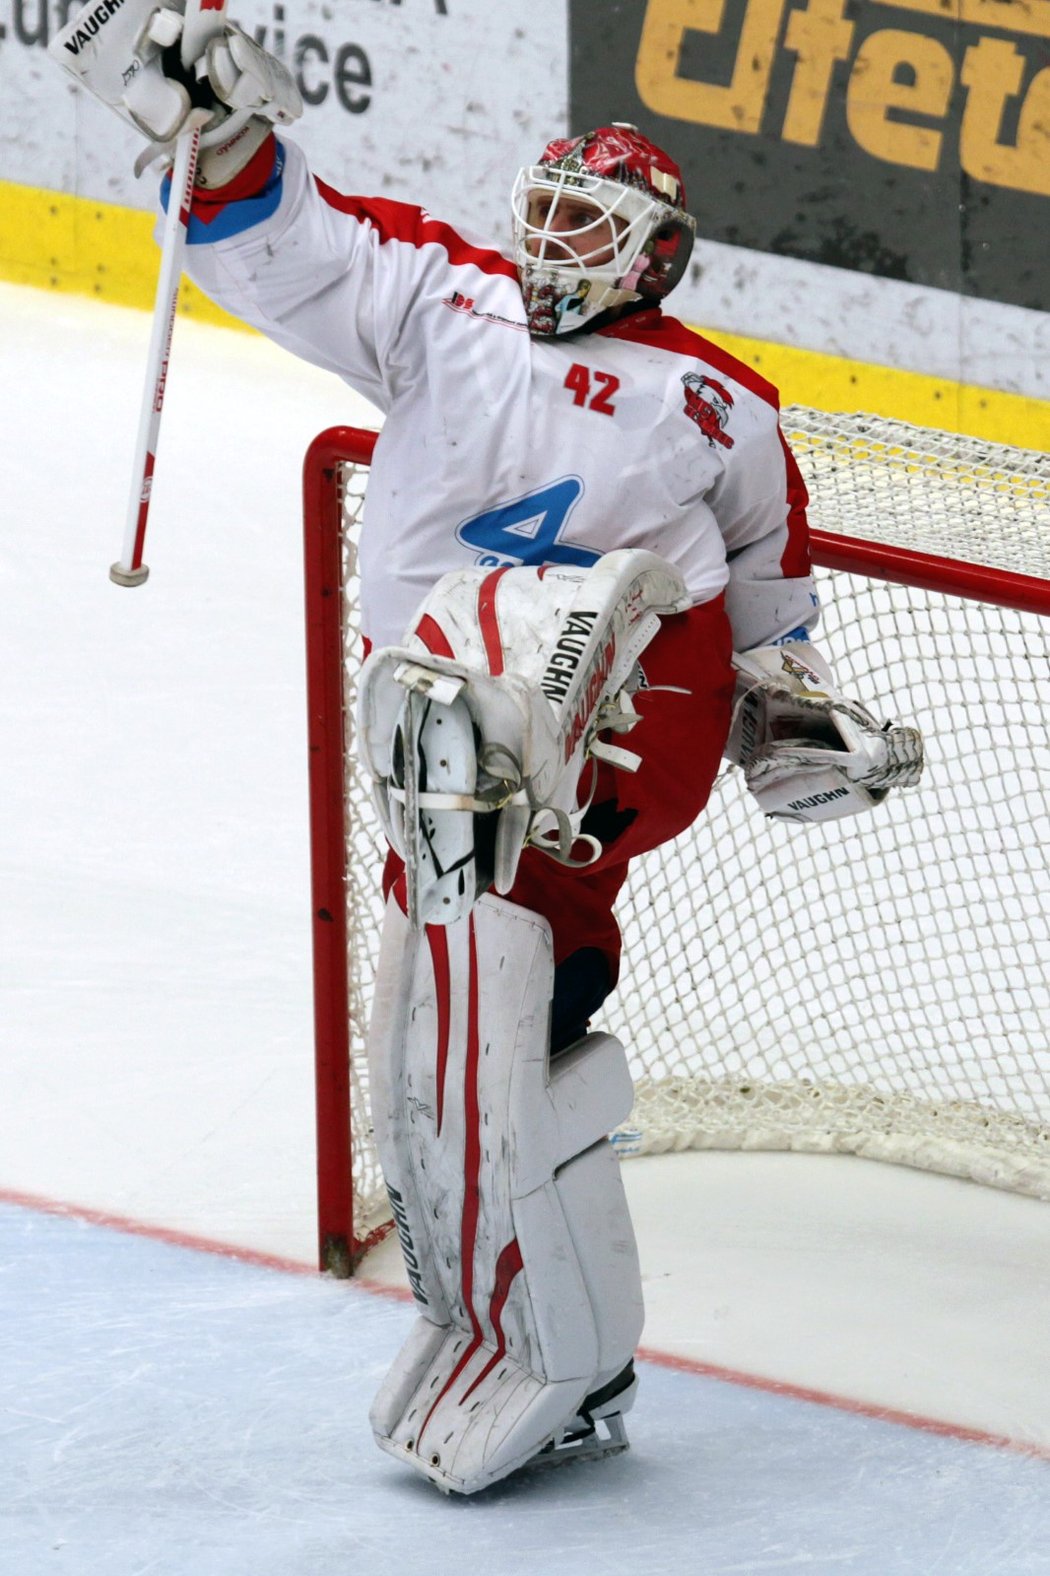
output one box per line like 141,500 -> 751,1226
109,0 -> 228,588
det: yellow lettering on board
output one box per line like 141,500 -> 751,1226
960,39 -> 1050,196
635,0 -> 786,134
870,0 -> 1050,47
846,30 -> 954,171
782,0 -> 856,147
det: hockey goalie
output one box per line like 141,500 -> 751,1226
49,0 -> 923,1495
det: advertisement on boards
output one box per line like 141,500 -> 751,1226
1,0 -> 567,237
569,0 -> 1048,313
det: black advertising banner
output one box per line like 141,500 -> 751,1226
568,0 -> 1048,312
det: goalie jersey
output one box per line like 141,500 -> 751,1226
183,138 -> 819,651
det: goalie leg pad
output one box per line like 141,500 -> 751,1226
367,891 -> 644,1494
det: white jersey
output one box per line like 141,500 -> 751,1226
186,138 -> 818,650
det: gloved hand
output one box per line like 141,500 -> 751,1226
49,1 -> 302,184
726,640 -> 924,822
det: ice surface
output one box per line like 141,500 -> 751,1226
2,281 -> 1050,1568
4,1204 -> 1049,1576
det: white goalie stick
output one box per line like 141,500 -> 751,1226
110,0 -> 228,588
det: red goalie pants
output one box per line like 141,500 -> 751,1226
383,592 -> 735,996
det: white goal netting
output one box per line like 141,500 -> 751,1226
320,409 -> 1050,1240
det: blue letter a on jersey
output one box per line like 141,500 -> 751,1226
456,477 -> 599,569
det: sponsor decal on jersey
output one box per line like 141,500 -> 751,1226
681,373 -> 735,449
456,477 -> 600,571
442,291 -> 528,333
386,1183 -> 429,1305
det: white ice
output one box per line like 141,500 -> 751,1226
1,281 -> 1049,1571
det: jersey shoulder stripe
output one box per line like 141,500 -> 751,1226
598,309 -> 780,411
778,427 -> 812,577
313,178 -> 519,282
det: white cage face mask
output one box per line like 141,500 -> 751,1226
511,167 -> 666,335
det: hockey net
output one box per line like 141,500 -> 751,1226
302,411 -> 1050,1272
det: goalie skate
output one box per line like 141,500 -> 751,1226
534,1360 -> 639,1468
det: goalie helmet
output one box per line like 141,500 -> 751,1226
511,123 -> 696,337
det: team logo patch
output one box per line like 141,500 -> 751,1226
456,477 -> 600,569
681,372 -> 735,449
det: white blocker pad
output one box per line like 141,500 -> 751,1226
356,549 -> 689,927
368,892 -> 644,1495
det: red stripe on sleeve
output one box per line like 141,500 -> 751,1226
778,428 -> 812,577
313,178 -> 519,282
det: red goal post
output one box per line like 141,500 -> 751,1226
303,415 -> 1050,1276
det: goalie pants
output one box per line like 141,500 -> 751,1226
383,592 -> 735,1036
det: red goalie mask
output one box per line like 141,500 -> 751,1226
511,123 -> 696,337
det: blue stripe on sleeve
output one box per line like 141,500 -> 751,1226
160,139 -> 285,245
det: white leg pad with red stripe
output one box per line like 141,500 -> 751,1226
367,890 -> 644,1495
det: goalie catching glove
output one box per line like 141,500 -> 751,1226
726,641 -> 924,823
48,0 -> 302,184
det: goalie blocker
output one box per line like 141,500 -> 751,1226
48,0 -> 302,182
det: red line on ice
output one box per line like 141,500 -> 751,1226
6,1182 -> 1049,1464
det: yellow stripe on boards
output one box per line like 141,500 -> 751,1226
0,180 -> 244,330
2,178 -> 1047,451
700,328 -> 1050,454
